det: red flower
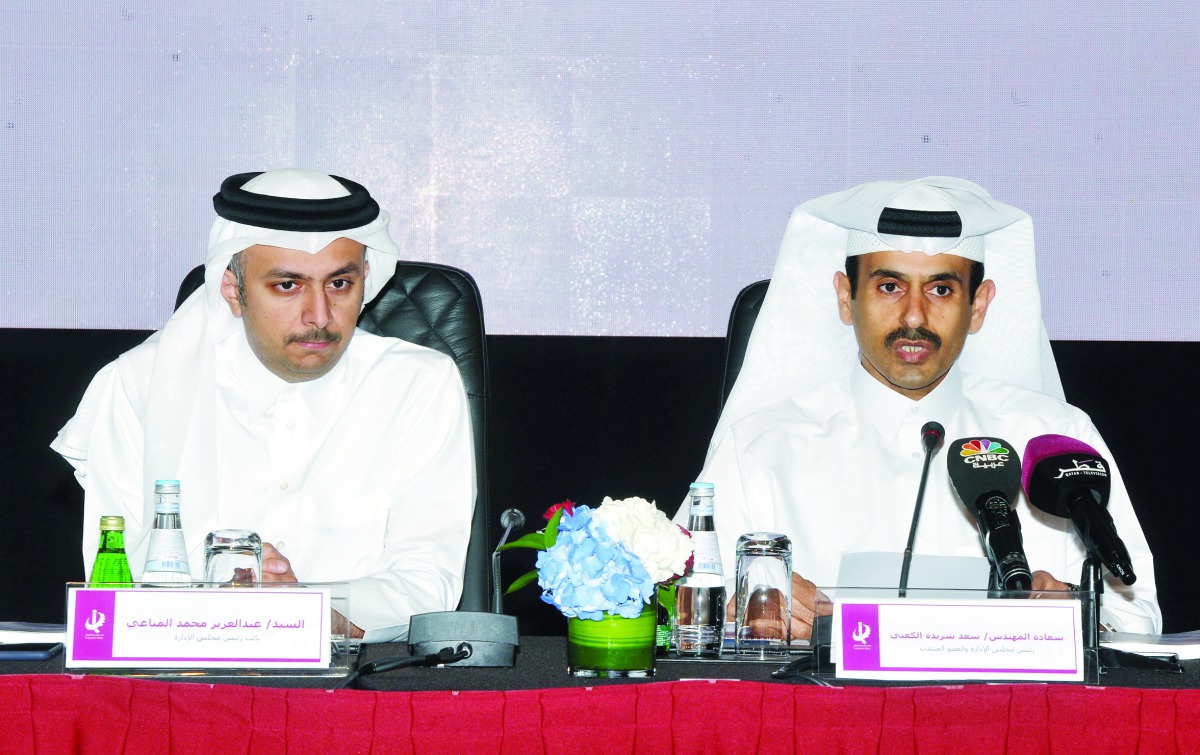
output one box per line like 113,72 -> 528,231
543,500 -> 575,521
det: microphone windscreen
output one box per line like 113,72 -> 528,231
1021,434 -> 1111,519
500,508 -> 526,530
921,421 -> 945,453
1020,433 -> 1101,494
946,437 -> 1022,510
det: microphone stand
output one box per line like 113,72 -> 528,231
397,510 -> 523,670
491,508 -> 525,614
1081,558 -> 1181,674
899,442 -> 938,598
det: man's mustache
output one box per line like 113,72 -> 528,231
884,327 -> 941,350
286,328 -> 342,345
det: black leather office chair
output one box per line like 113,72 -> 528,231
720,279 -> 769,409
176,262 -> 491,612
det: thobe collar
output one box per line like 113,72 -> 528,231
850,359 -> 963,444
218,328 -> 347,428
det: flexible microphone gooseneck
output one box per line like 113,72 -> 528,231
899,421 -> 945,598
1021,434 -> 1135,586
946,436 -> 1032,592
491,508 -> 527,614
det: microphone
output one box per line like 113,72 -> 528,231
1021,434 -> 1135,586
491,508 -> 526,614
497,508 -> 526,547
946,436 -> 1033,592
921,421 -> 944,453
899,421 -> 945,597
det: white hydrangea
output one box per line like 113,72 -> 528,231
593,496 -> 692,584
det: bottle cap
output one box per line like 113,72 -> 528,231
99,515 -> 125,531
154,480 -> 181,494
689,481 -> 715,495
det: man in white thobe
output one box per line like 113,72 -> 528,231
54,169 -> 475,642
680,177 -> 1160,636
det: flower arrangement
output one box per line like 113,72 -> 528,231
502,497 -> 693,621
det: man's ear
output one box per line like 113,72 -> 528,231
967,279 -> 996,334
220,269 -> 243,317
833,271 -> 854,325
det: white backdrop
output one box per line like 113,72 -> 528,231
2,1 -> 1196,339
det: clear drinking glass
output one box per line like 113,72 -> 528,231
204,529 -> 262,586
734,532 -> 792,657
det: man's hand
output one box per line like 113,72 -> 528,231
786,572 -> 830,641
724,572 -> 831,641
261,542 -> 298,583
1031,570 -> 1074,596
332,610 -> 365,640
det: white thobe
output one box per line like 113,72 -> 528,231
679,364 -> 1160,633
60,328 -> 475,643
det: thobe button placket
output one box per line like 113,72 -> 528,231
273,390 -> 305,499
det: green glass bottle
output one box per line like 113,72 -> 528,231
88,515 -> 133,587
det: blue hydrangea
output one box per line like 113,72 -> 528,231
536,505 -> 654,620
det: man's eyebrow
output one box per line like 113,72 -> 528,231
867,267 -> 909,281
926,271 -> 964,284
325,262 -> 363,278
866,268 -> 963,284
262,262 -> 362,281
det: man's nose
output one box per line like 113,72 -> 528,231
900,290 -> 928,329
302,287 -> 333,329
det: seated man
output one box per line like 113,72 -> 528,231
53,169 -> 475,642
681,177 -> 1159,636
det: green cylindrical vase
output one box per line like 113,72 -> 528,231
567,601 -> 657,678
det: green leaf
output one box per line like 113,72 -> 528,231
505,569 -> 540,594
496,531 -> 549,552
544,508 -> 565,549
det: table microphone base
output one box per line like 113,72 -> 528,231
408,611 -> 519,668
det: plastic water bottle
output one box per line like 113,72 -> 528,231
88,516 -> 133,587
141,480 -> 193,585
673,482 -> 726,656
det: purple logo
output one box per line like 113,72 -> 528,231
841,603 -> 882,671
71,590 -> 117,661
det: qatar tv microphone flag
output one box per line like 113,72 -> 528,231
1021,434 -> 1136,586
946,437 -> 1032,592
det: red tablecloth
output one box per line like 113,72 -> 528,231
3,674 -> 1198,753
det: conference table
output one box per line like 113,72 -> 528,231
4,635 -> 1200,753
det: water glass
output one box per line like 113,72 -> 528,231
734,532 -> 792,656
204,529 -> 262,586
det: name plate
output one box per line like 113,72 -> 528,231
833,597 -> 1083,682
65,586 -> 331,669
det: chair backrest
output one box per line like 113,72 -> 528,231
720,279 -> 769,409
176,262 -> 491,612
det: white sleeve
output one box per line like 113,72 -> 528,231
349,358 -> 477,643
52,356 -> 151,579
